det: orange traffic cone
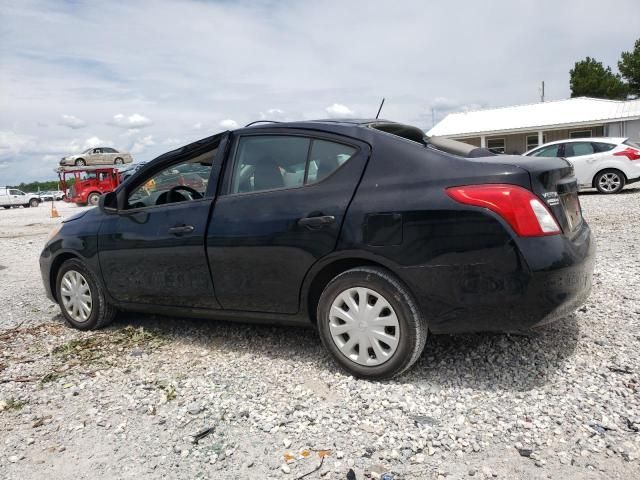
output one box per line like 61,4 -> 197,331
51,200 -> 60,218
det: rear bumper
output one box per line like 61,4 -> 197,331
401,223 -> 595,334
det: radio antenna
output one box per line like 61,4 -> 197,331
375,98 -> 385,119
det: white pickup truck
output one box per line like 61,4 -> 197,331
0,187 -> 41,208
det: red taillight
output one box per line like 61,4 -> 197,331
614,147 -> 640,161
446,184 -> 561,237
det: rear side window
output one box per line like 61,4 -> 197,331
564,142 -> 595,157
230,135 -> 356,194
530,144 -> 561,157
592,142 -> 616,153
307,140 -> 356,183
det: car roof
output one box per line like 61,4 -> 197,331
531,137 -> 626,149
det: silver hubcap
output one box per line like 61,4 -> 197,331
599,172 -> 621,192
329,287 -> 400,366
60,270 -> 93,322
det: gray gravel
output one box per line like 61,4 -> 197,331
1,189 -> 639,480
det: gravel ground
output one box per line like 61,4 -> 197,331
1,190 -> 639,480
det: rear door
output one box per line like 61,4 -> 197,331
207,130 -> 370,314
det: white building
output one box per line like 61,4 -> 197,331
427,97 -> 640,155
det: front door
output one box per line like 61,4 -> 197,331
207,130 -> 370,314
98,135 -> 226,308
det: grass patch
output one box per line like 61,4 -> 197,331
52,326 -> 165,364
0,398 -> 28,411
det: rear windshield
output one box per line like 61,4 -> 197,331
624,139 -> 640,149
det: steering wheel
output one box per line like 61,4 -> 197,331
167,185 -> 203,203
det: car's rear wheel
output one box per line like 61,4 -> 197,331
114,157 -> 124,165
87,192 -> 101,206
56,259 -> 116,330
594,169 -> 625,194
317,266 -> 427,380
29,198 -> 39,207
75,158 -> 86,166
2,206 -> 9,209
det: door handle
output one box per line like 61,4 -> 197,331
168,225 -> 195,235
298,215 -> 335,229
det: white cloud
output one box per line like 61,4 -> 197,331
325,103 -> 354,118
219,119 -> 238,130
83,136 -> 112,150
259,108 -> 287,121
59,114 -> 86,129
130,135 -> 155,154
109,113 -> 153,129
0,131 -> 34,156
192,122 -> 202,130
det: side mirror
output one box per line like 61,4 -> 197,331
99,191 -> 118,214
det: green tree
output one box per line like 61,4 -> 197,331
569,57 -> 628,99
619,38 -> 640,97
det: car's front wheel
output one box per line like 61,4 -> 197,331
87,192 -> 101,206
594,169 -> 625,194
29,198 -> 39,207
317,267 -> 427,380
56,258 -> 116,330
75,158 -> 86,166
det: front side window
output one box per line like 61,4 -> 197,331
92,148 -> 102,154
230,135 -> 356,194
530,144 -> 561,157
126,150 -> 215,209
564,142 -> 594,157
9,189 -> 21,195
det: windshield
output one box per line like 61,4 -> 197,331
82,148 -> 93,154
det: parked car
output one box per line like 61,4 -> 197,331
524,137 -> 640,194
39,190 -> 65,201
40,120 -> 595,379
57,166 -> 122,206
60,147 -> 133,167
0,187 -> 41,208
119,161 -> 148,183
38,191 -> 53,201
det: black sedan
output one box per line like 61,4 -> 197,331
40,120 -> 595,379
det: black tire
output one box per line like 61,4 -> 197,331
87,192 -> 101,206
29,198 -> 39,207
56,258 -> 116,330
594,169 -> 626,194
75,158 -> 86,166
3,206 -> 10,209
23,203 -> 30,208
114,157 -> 124,165
317,266 -> 427,380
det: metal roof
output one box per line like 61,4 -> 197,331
427,97 -> 640,137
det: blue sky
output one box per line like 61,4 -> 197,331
1,0 -> 639,184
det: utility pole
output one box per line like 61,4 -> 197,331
540,81 -> 545,102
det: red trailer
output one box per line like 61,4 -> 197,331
56,166 -> 121,206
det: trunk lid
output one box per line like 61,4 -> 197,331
469,155 -> 583,236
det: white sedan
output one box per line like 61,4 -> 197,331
524,137 -> 640,194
